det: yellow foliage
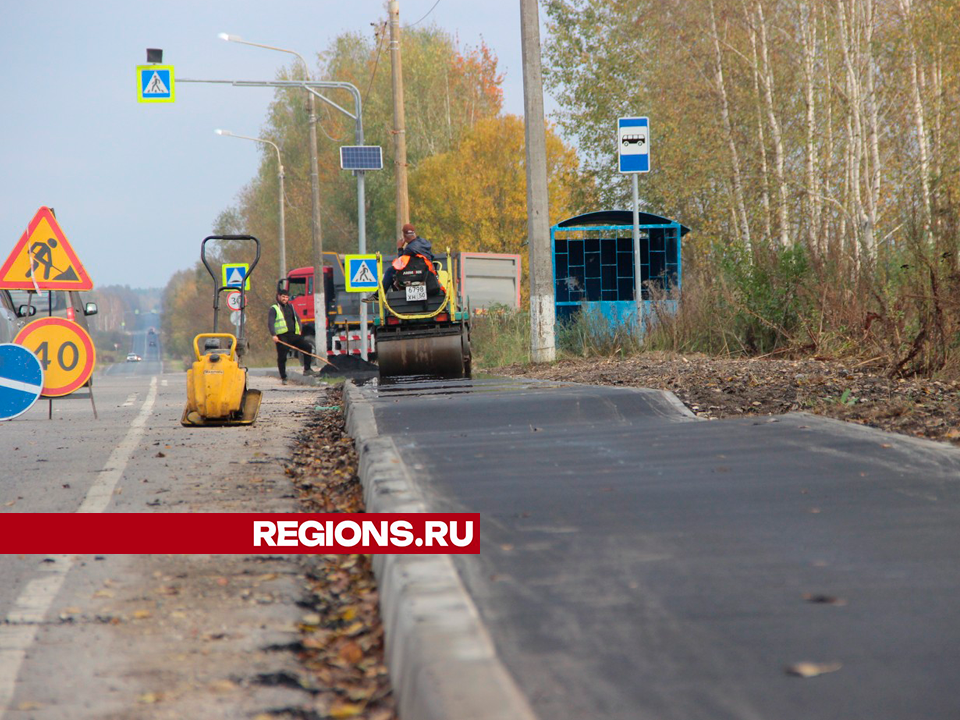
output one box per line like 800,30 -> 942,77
409,115 -> 583,256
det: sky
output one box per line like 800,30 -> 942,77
0,0 -> 557,290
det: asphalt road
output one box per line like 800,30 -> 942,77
350,376 -> 960,720
0,359 -> 320,719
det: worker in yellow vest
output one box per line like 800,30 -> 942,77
269,289 -> 314,384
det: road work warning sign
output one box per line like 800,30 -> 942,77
0,207 -> 94,290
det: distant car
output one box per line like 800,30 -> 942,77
149,339 -> 157,346
126,353 -> 141,362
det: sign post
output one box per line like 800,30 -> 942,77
618,117 -> 650,329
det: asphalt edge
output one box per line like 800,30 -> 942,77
343,381 -> 539,720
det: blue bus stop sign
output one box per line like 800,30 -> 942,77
618,117 -> 650,173
0,343 -> 44,421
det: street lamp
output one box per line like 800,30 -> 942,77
215,129 -> 286,280
219,32 -> 325,349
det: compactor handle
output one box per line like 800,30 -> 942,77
193,333 -> 238,361
200,235 -> 262,285
198,234 -> 261,338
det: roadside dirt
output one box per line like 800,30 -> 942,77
494,352 -> 960,447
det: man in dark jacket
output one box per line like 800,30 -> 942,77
379,223 -> 434,293
268,289 -> 313,384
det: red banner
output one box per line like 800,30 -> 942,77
0,513 -> 480,554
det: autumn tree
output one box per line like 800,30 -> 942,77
167,24 -> 510,361
410,114 -> 586,254
544,0 -> 960,372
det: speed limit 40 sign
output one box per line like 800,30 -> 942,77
14,317 -> 96,397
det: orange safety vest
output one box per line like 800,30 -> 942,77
391,253 -> 438,274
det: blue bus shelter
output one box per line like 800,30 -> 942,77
551,210 -> 689,326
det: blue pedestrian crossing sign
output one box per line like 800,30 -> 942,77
618,117 -> 650,173
222,263 -> 250,290
344,255 -> 379,292
137,65 -> 175,103
0,343 -> 44,421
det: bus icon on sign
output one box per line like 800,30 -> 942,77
622,134 -> 646,148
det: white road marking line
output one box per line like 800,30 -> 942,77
0,556 -> 72,720
0,376 -> 159,719
79,377 -> 158,514
121,393 -> 137,407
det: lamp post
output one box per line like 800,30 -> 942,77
219,33 -> 326,350
215,129 -> 286,280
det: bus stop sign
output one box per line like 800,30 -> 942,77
618,117 -> 650,173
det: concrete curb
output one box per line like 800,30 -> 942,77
344,381 -> 538,720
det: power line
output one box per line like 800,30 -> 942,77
364,21 -> 388,106
405,0 -> 441,28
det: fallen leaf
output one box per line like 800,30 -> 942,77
329,701 -> 365,718
785,661 -> 842,678
93,589 -> 114,599
133,609 -> 152,620
343,621 -> 366,637
17,702 -> 42,711
338,640 -> 364,664
137,692 -> 162,704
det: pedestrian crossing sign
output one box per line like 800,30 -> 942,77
222,263 -> 250,290
344,255 -> 379,292
0,207 -> 94,290
137,65 -> 175,103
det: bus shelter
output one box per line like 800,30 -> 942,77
551,210 -> 689,326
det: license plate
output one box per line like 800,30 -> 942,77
405,284 -> 427,301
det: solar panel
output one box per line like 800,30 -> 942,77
340,146 -> 383,171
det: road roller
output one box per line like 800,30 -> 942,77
181,235 -> 263,426
372,250 -> 471,378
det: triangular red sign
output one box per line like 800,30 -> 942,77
0,207 -> 94,290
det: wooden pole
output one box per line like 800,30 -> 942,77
389,0 -> 410,239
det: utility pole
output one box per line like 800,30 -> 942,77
519,0 -> 556,363
389,0 -> 410,240
305,79 -> 327,352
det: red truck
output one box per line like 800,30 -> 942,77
278,253 -> 372,359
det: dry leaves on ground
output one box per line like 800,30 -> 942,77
288,386 -> 397,720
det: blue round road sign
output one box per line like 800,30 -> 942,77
0,343 -> 45,421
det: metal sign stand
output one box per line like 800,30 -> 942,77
46,379 -> 98,420
617,117 -> 651,331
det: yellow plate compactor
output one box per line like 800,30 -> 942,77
181,234 -> 262,427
